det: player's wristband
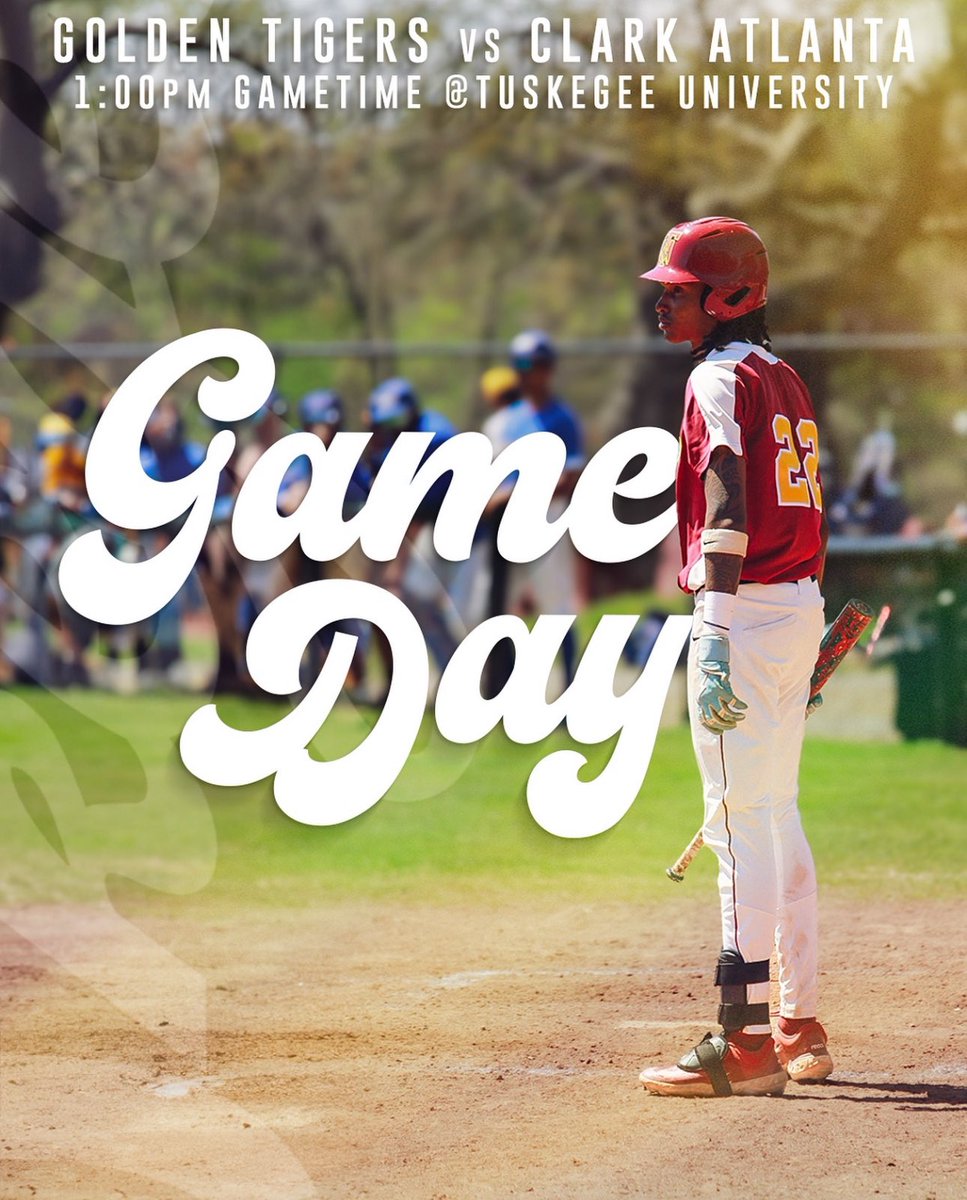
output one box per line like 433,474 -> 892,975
701,528 -> 749,557
701,590 -> 736,634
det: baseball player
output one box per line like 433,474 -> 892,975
478,365 -> 541,693
365,377 -> 461,682
277,389 -> 371,516
507,331 -> 586,686
637,218 -> 833,1097
276,389 -> 371,692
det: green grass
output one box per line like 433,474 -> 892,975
1,687 -> 964,908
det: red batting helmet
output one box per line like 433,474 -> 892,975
641,217 -> 768,321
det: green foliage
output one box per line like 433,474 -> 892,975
6,1 -> 965,513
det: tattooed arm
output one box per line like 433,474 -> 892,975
704,446 -> 747,595
690,446 -> 750,732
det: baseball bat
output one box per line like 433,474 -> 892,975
665,598 -> 874,883
865,605 -> 892,656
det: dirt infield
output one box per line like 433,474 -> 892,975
2,894 -> 965,1199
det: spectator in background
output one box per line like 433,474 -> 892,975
945,501 -> 967,540
20,392 -> 95,684
828,416 -> 922,538
507,330 -> 587,687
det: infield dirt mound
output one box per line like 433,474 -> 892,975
1,894 -> 965,1199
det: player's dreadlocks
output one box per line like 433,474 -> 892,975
711,308 -> 772,352
693,290 -> 772,361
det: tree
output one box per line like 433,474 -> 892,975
0,0 -> 63,333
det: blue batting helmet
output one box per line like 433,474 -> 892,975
299,389 -> 343,428
367,378 -> 419,427
509,329 -> 556,371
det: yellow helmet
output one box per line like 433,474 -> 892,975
480,366 -> 520,405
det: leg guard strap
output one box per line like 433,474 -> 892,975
715,955 -> 770,986
694,1033 -> 732,1097
718,1001 -> 772,1032
715,951 -> 770,1030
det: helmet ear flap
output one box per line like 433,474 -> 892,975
724,286 -> 751,308
703,283 -> 762,322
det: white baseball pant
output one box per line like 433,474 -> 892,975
689,577 -> 825,1021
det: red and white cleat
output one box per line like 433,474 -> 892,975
640,1031 -> 787,1098
774,1018 -> 834,1083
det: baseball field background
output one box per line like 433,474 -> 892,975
3,672 -> 966,1198
2,0 -> 967,1197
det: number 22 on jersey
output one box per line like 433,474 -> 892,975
773,414 -> 823,509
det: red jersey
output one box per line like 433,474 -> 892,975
676,342 -> 824,593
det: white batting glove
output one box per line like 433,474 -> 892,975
695,635 -> 748,735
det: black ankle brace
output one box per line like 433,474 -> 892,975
714,950 -> 770,1031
